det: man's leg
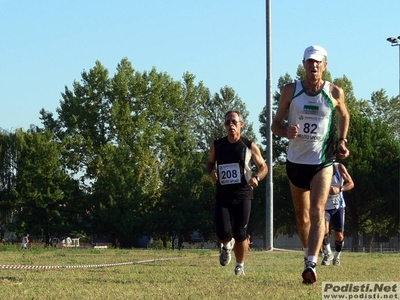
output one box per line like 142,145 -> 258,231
232,199 -> 251,275
322,216 -> 333,265
301,166 -> 332,283
289,182 -> 310,250
233,238 -> 249,275
308,166 -> 332,260
233,239 -> 248,262
215,201 -> 234,266
331,208 -> 345,265
333,231 -> 344,264
323,220 -> 331,252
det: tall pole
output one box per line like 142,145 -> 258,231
265,0 -> 273,250
398,43 -> 400,248
386,36 -> 400,248
396,41 -> 400,103
398,43 -> 400,100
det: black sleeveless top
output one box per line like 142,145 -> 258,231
214,136 -> 253,202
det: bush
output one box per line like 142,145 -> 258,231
148,239 -> 172,249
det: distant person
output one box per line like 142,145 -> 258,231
271,45 -> 350,284
322,162 -> 354,266
46,233 -> 52,247
208,110 -> 268,275
21,233 -> 30,249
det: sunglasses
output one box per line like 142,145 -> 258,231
224,119 -> 241,126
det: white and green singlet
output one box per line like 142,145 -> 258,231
287,80 -> 336,165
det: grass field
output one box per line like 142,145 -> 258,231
0,246 -> 399,300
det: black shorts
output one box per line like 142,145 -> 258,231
215,198 -> 251,243
286,160 -> 334,190
325,208 -> 345,232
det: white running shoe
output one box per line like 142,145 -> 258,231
219,238 -> 235,266
302,261 -> 317,284
333,257 -> 340,266
321,253 -> 334,266
234,265 -> 245,275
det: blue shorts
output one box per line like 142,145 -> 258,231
325,208 -> 345,232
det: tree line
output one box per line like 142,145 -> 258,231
1,58 -> 399,250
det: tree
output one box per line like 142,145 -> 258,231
0,129 -> 18,240
14,128 -> 76,239
93,143 -> 159,247
40,59 -> 164,246
149,72 -> 211,249
200,86 -> 256,154
345,97 -> 400,251
40,59 -> 217,247
368,89 -> 400,139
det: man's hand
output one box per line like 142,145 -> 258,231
329,186 -> 341,195
210,169 -> 218,183
338,144 -> 350,159
248,177 -> 259,188
287,124 -> 300,139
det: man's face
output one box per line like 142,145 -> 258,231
303,59 -> 327,80
224,112 -> 243,135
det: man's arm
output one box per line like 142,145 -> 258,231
207,142 -> 216,173
332,84 -> 350,159
207,142 -> 218,182
248,143 -> 268,188
271,83 -> 299,139
339,163 -> 354,192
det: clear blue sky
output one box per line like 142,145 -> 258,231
1,1 -> 399,142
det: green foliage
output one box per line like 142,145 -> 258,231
345,105 -> 400,249
2,55 -> 399,250
32,58 -> 254,247
148,239 -> 172,249
12,128 -> 79,238
0,129 -> 18,233
200,85 -> 256,154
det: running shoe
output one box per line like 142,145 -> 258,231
333,257 -> 340,266
234,265 -> 245,275
219,238 -> 235,266
302,261 -> 317,284
321,252 -> 334,266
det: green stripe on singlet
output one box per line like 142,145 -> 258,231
320,90 -> 335,162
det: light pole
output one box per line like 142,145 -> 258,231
386,35 -> 400,248
265,0 -> 273,251
386,36 -> 400,98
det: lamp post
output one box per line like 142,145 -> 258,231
386,36 -> 400,99
386,35 -> 400,248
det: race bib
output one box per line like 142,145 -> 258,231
218,163 -> 241,185
296,113 -> 328,142
332,197 -> 340,209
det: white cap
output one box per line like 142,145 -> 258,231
303,45 -> 328,62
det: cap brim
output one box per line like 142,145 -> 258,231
304,54 -> 325,62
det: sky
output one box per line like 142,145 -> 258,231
1,1 -> 399,142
